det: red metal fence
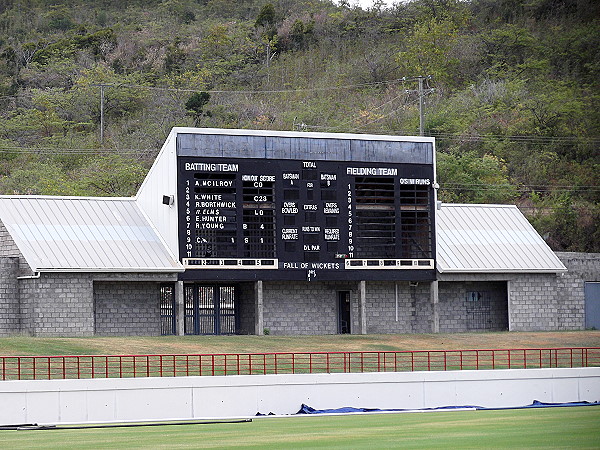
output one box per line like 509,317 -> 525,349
1,348 -> 598,381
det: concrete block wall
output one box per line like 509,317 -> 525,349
260,280 -> 432,335
236,282 -> 257,335
0,257 -> 19,335
413,284 -> 434,333
508,274 -> 560,331
19,273 -> 95,337
17,272 -> 177,337
556,252 -> 599,330
0,219 -> 32,276
0,220 -> 21,258
438,281 -> 508,333
364,281 -> 431,334
94,281 -> 161,336
262,281 -> 348,335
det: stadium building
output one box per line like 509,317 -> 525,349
0,128 -> 598,336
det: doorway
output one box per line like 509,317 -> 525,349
184,284 -> 237,335
159,283 -> 176,336
585,282 -> 600,329
338,291 -> 351,334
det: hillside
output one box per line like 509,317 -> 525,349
0,0 -> 598,251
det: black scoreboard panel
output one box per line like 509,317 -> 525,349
177,156 -> 436,281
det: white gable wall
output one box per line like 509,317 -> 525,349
135,130 -> 180,259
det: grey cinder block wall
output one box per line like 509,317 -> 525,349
262,281 -> 341,335
556,252 -> 600,330
365,281 -> 431,334
438,281 -> 508,333
259,280 -> 432,335
19,273 -> 95,337
508,274 -> 560,331
94,281 -> 161,336
0,257 -> 19,335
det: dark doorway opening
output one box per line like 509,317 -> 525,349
464,284 -> 509,331
338,291 -> 351,334
184,285 -> 237,335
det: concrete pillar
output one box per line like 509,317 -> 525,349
255,280 -> 264,335
176,281 -> 184,336
431,280 -> 439,333
507,280 -> 513,331
359,280 -> 367,334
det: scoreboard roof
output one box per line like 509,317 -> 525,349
173,127 -> 434,164
0,196 -> 183,273
436,203 -> 567,274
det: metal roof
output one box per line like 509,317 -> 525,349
436,204 -> 567,273
0,196 -> 183,273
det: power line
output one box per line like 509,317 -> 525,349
88,77 -> 422,95
3,83 -> 598,144
0,147 -> 158,155
430,132 -> 600,144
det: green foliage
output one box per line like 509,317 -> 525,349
76,154 -> 147,196
527,192 -> 600,252
0,158 -> 76,195
437,151 -> 518,203
43,5 -> 76,32
255,3 -> 276,28
185,91 -> 211,125
0,0 -> 596,250
397,18 -> 461,88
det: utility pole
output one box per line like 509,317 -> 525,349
92,83 -> 107,146
100,84 -> 105,146
406,76 -> 433,137
418,76 -> 424,137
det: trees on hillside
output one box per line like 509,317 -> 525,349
0,0 -> 597,251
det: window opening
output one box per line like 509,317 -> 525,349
399,184 -> 432,259
354,177 -> 395,258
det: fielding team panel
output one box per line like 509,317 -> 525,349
177,156 -> 436,281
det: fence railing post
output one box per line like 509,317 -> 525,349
2,348 -> 597,381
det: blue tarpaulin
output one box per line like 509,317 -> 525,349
294,400 -> 599,415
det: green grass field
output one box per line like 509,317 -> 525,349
1,331 -> 599,356
2,407 -> 599,449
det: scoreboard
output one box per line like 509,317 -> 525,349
177,145 -> 436,282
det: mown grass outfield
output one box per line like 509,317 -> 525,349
1,331 -> 599,356
2,407 -> 599,449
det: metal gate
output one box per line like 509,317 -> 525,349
184,285 -> 237,335
466,291 -> 491,330
160,284 -> 176,335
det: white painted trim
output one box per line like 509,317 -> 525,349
171,127 -> 436,144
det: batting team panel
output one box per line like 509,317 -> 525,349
177,155 -> 436,282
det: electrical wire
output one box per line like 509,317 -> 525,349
0,147 -> 158,154
87,77 -> 425,94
